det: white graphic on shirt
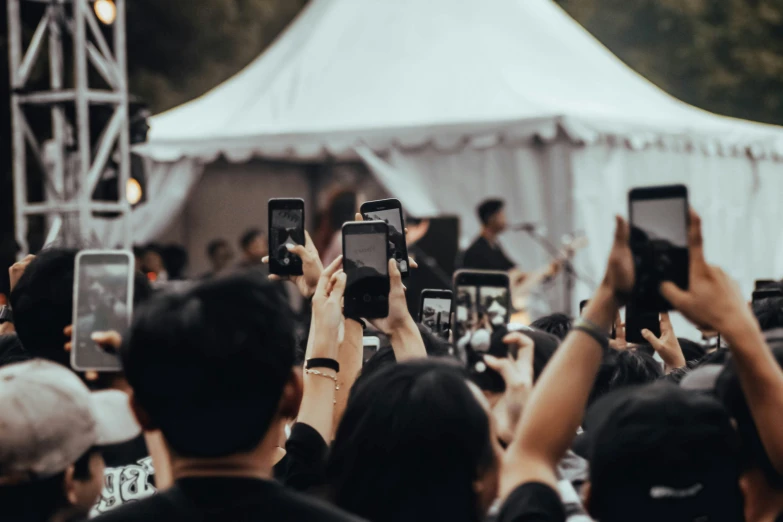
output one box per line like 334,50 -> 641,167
89,456 -> 157,517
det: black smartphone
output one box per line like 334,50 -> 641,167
268,198 -> 305,276
629,185 -> 689,312
360,198 -> 409,278
755,279 -> 778,291
625,302 -> 660,345
71,250 -> 134,371
419,289 -> 453,339
343,221 -> 390,319
753,288 -> 783,303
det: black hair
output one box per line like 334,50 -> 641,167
530,313 -> 572,340
678,337 -> 707,363
0,334 -> 30,367
160,244 -> 188,280
715,338 -> 783,488
9,248 -> 78,367
525,329 -> 561,382
752,296 -> 783,331
327,191 -> 357,231
206,239 -> 229,259
0,472 -> 67,521
121,272 -> 296,458
588,349 -> 663,407
327,359 -> 494,522
477,199 -> 504,226
239,229 -> 263,251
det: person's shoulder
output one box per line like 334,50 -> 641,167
276,486 -> 366,521
497,481 -> 566,522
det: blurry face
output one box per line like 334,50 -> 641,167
68,452 -> 105,514
245,235 -> 267,261
212,245 -> 233,271
142,251 -> 164,274
488,209 -> 508,233
467,381 -> 502,515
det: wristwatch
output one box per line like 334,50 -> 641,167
0,305 -> 13,325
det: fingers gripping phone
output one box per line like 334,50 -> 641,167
453,270 -> 510,391
625,301 -> 660,345
268,198 -> 305,276
72,251 -> 134,371
629,185 -> 689,312
360,198 -> 409,278
419,289 -> 453,340
343,221 -> 391,319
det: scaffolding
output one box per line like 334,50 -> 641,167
7,0 -> 130,254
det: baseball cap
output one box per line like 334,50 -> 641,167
0,359 -> 140,484
576,382 -> 743,522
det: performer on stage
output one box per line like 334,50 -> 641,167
462,199 -> 517,272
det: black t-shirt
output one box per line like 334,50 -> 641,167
497,482 -> 567,522
91,476 -> 364,522
273,422 -> 328,492
462,237 -> 516,272
90,435 -> 157,517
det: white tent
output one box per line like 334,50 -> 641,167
130,0 -> 783,312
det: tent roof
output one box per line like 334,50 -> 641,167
139,0 -> 783,163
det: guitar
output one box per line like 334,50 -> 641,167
509,234 -> 589,324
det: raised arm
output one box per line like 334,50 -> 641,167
501,216 -> 633,497
662,210 -> 783,473
333,317 -> 363,438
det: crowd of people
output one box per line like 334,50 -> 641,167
2,200 -> 783,522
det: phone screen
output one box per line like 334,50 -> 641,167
362,207 -> 408,275
420,296 -> 452,338
269,201 -> 304,276
454,284 -> 510,351
630,186 -> 689,312
72,252 -> 133,371
343,222 -> 390,319
362,336 -> 381,364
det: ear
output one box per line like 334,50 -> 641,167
130,392 -> 158,431
63,465 -> 78,505
278,367 -> 303,420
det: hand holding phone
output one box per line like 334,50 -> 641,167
268,198 -> 305,277
71,251 -> 134,371
629,185 -> 689,312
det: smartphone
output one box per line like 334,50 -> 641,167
752,288 -> 783,303
360,198 -> 409,278
268,198 -> 305,276
71,251 -> 134,371
629,185 -> 689,312
755,279 -> 779,291
343,221 -> 390,319
625,302 -> 660,345
419,289 -> 453,339
362,336 -> 381,364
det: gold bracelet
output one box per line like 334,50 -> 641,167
305,369 -> 340,404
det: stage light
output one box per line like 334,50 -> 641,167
127,178 -> 142,205
94,0 -> 117,25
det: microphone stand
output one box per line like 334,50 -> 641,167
522,228 -> 577,315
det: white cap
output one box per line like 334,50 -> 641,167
0,359 -> 141,483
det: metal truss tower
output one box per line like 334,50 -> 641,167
7,0 -> 130,253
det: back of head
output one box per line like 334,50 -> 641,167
206,239 -> 228,259
752,296 -> 783,331
588,348 -> 663,407
10,248 -> 77,366
586,382 -> 743,522
530,313 -> 572,340
715,332 -> 783,488
122,272 -> 296,457
678,337 -> 707,363
239,228 -> 262,252
0,334 -> 30,367
328,190 -> 357,231
328,359 -> 493,522
477,199 -> 504,226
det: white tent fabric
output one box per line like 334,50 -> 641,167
133,0 -> 783,319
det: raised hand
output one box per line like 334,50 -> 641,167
641,312 -> 685,372
311,256 -> 346,340
263,230 -> 323,298
367,258 -> 412,335
660,209 -> 757,337
603,216 -> 635,302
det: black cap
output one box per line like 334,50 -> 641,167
577,382 -> 743,522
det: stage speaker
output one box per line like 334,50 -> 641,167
415,216 -> 460,278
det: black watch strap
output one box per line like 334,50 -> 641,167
305,358 -> 340,373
